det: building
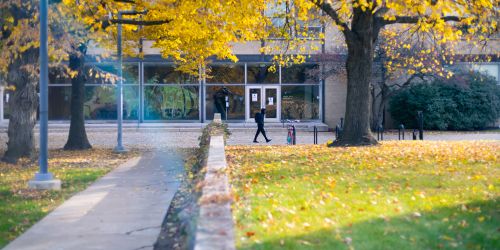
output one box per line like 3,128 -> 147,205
0,26 -> 498,129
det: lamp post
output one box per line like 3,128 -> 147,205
113,10 -> 146,152
28,0 -> 61,190
114,11 -> 127,153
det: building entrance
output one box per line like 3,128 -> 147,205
246,86 -> 280,122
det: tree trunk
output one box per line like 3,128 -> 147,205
2,49 -> 39,163
333,11 -> 378,146
64,44 -> 92,150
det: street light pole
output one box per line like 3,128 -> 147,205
114,12 -> 127,153
29,0 -> 60,190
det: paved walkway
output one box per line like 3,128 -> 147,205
3,150 -> 184,250
0,127 -> 497,151
0,129 -> 201,150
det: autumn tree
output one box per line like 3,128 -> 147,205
371,28 -> 451,130
0,1 -> 70,162
58,1 -> 109,150
63,0 -> 265,144
263,0 -> 498,145
72,0 -> 266,74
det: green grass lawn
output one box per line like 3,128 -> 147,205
227,141 -> 499,250
0,149 -> 138,248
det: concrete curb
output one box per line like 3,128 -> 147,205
194,135 -> 235,250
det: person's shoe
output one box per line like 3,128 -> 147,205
253,140 -> 259,143
266,139 -> 272,143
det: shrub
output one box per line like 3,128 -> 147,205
389,72 -> 500,130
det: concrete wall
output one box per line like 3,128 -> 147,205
324,63 -> 347,128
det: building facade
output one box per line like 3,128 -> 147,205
38,56 -> 323,124
0,27 -> 498,129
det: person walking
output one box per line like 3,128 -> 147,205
253,108 -> 272,143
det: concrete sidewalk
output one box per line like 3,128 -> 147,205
3,150 -> 184,250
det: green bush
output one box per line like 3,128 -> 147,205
389,72 -> 500,130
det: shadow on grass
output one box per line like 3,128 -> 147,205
240,199 -> 499,250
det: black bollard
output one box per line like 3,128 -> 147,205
313,126 -> 317,144
335,125 -> 340,139
380,125 -> 384,141
292,125 -> 297,145
412,129 -> 417,140
417,111 -> 424,140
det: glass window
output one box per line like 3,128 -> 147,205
49,86 -> 71,119
282,64 -> 319,83
87,63 -> 138,84
206,64 -> 244,84
144,86 -> 199,120
144,64 -> 198,84
3,90 -> 10,119
281,85 -> 320,120
123,86 -> 140,120
471,64 -> 499,82
206,86 -> 245,120
247,64 -> 279,84
83,86 -> 138,120
84,86 -> 115,119
264,2 -> 322,39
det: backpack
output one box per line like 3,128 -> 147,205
254,112 -> 261,123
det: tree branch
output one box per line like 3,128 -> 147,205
109,19 -> 171,25
310,0 -> 351,36
378,15 -> 461,26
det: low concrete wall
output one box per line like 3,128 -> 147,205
194,135 -> 235,250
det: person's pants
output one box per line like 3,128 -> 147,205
254,124 -> 269,141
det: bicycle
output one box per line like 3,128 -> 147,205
283,119 -> 299,145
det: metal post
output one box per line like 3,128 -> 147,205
139,61 -> 144,123
417,111 -> 424,140
39,0 -> 49,176
292,125 -> 296,145
114,12 -> 126,153
380,125 -> 383,141
0,86 -> 4,123
313,126 -> 317,144
29,0 -> 60,190
225,95 -> 228,121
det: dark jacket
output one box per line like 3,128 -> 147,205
255,112 -> 264,125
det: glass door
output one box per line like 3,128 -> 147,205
247,87 -> 261,121
246,86 -> 280,122
263,87 -> 279,122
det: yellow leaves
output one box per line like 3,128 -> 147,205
245,231 -> 255,237
228,141 -> 500,248
327,177 -> 337,189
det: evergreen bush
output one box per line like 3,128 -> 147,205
389,72 -> 500,130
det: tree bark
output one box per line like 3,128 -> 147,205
2,49 -> 39,163
333,10 -> 378,146
64,44 -> 92,150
